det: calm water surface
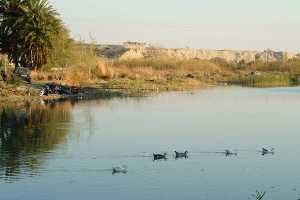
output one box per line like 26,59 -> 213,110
1,87 -> 300,200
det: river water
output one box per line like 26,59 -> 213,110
1,87 -> 300,200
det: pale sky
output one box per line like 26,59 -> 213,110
50,0 -> 300,52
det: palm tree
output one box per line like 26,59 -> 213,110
0,0 -> 63,69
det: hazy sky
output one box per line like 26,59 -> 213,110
50,0 -> 300,52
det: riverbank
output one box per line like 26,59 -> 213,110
0,82 -> 127,107
1,56 -> 300,106
0,58 -> 220,105
0,77 -> 208,107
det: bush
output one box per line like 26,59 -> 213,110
248,59 -> 300,74
229,73 -> 294,87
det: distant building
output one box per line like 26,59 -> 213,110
123,41 -> 150,49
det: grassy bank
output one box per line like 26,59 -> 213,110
228,73 -> 300,87
29,57 -> 233,90
30,57 -> 300,90
2,52 -> 300,102
227,59 -> 300,87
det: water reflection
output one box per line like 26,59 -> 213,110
0,102 -> 71,181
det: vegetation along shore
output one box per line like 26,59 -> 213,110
1,0 -> 300,106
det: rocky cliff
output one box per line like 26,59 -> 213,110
96,42 -> 300,64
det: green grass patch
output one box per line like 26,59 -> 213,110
228,73 -> 300,87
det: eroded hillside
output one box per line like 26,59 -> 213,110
96,42 -> 300,64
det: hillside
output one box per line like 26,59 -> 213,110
96,42 -> 300,64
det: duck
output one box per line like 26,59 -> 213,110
112,165 -> 128,175
175,151 -> 188,159
261,148 -> 274,155
153,153 -> 167,160
224,149 -> 237,156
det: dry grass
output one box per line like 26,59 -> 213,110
30,57 -> 226,92
111,58 -> 231,82
30,55 -> 300,90
31,59 -> 115,85
92,60 -> 114,80
0,82 -> 34,97
31,57 -> 234,89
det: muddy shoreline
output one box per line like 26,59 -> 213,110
0,76 -> 212,107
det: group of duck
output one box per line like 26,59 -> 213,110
111,151 -> 188,174
153,148 -> 274,160
153,151 -> 188,160
112,148 -> 274,174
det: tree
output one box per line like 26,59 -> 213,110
0,0 -> 63,70
45,28 -> 75,69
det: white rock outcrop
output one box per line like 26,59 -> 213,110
96,42 -> 300,63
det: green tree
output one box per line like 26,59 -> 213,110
45,28 -> 75,69
0,0 -> 63,69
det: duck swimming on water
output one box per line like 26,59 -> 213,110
175,151 -> 188,159
112,165 -> 128,175
224,150 -> 237,156
261,148 -> 274,156
153,153 -> 167,160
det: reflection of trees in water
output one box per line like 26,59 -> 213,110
0,102 -> 71,181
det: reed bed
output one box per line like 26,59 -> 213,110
228,73 -> 300,87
